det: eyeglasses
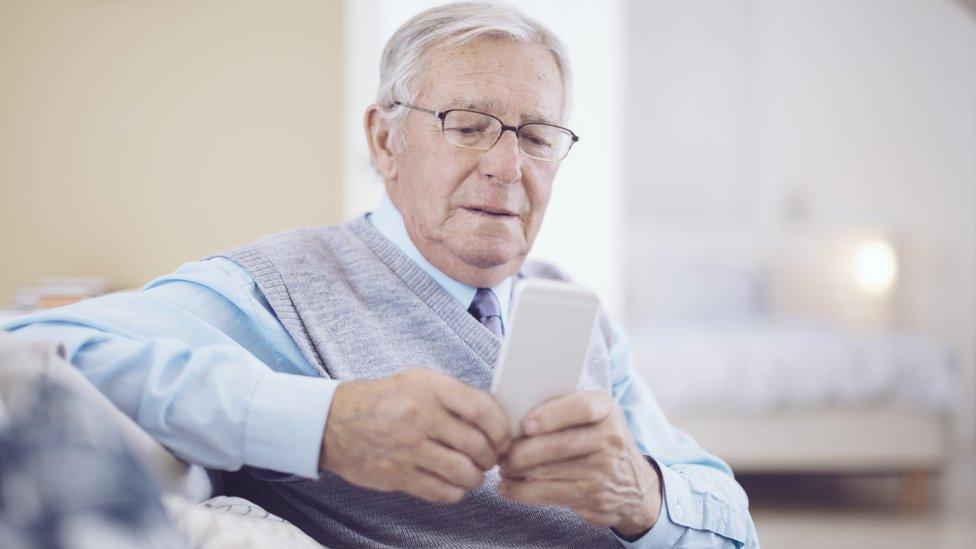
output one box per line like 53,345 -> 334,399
393,101 -> 579,162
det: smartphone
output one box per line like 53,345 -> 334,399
490,278 -> 601,438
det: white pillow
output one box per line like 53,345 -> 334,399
648,259 -> 766,320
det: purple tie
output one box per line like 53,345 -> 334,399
468,288 -> 504,338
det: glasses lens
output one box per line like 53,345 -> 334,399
442,110 -> 501,150
518,124 -> 574,160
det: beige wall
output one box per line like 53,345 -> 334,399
0,0 -> 344,301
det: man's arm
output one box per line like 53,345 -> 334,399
608,324 -> 760,548
2,258 -> 512,502
1,258 -> 336,477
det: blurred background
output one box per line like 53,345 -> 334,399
1,1 -> 974,547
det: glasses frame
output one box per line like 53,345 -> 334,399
392,100 -> 579,162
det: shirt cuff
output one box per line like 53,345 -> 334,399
244,371 -> 339,478
613,459 -> 687,548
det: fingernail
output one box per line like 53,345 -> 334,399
523,419 -> 538,436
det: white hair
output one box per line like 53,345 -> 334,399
376,1 -> 572,149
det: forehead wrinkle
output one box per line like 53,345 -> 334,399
423,40 -> 564,126
443,97 -> 559,126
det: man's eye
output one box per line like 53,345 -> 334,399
446,126 -> 484,134
525,136 -> 552,148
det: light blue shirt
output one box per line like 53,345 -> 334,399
2,194 -> 758,548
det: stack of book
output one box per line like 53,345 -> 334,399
10,276 -> 110,311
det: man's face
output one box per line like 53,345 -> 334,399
385,38 -> 564,287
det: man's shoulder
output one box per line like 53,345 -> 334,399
209,219 -> 363,261
250,222 -> 355,249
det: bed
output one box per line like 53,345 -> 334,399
623,226 -> 965,484
628,318 -> 959,475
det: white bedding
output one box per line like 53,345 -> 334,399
627,318 -> 964,414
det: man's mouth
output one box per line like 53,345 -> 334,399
464,206 -> 518,218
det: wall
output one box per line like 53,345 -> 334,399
625,0 -> 976,434
0,0 -> 345,300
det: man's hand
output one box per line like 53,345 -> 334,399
319,368 -> 511,504
498,391 -> 662,538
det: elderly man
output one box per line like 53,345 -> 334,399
3,3 -> 757,547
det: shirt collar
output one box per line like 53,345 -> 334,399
367,191 -> 513,329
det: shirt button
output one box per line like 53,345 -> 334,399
674,504 -> 683,518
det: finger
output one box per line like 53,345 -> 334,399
498,478 -> 579,508
436,381 -> 512,454
416,440 -> 486,490
501,425 -> 604,472
521,391 -> 613,436
406,468 -> 467,504
500,452 -> 594,481
428,414 -> 498,470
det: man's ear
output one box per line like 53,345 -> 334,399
364,104 -> 398,181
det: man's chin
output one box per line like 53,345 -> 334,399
450,236 -> 525,272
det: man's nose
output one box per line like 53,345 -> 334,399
479,130 -> 522,184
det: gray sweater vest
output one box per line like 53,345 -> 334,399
214,217 -> 622,548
